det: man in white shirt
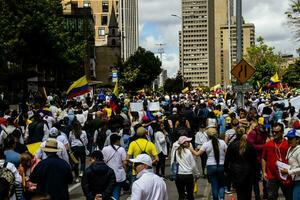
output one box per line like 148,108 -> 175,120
129,154 -> 168,200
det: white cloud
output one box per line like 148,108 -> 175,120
139,0 -> 300,77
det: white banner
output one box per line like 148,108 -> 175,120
130,102 -> 144,112
290,96 -> 300,111
148,102 -> 160,111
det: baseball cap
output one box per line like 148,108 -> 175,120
285,129 -> 300,139
293,121 -> 300,129
172,107 -> 177,113
129,154 -> 152,166
49,127 -> 59,137
178,136 -> 192,144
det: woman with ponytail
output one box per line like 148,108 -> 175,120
102,134 -> 127,200
224,126 -> 257,200
190,128 -> 227,200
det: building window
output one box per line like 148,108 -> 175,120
98,28 -> 105,36
112,39 -> 116,46
102,2 -> 109,12
101,15 -> 108,25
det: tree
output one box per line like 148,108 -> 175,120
0,0 -> 85,90
283,60 -> 300,87
118,47 -> 162,91
164,74 -> 191,93
286,0 -> 300,40
245,37 -> 283,88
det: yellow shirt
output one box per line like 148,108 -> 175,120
127,138 -> 158,175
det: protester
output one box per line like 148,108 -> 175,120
224,127 -> 257,200
190,128 -> 227,200
69,121 -> 88,182
81,150 -> 116,200
129,154 -> 168,200
102,134 -> 127,200
281,129 -> 300,199
30,139 -> 73,200
262,122 -> 291,200
153,122 -> 168,177
127,126 -> 159,181
194,125 -> 208,177
172,136 -> 199,200
3,135 -> 20,167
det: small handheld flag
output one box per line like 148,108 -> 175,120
67,75 -> 90,98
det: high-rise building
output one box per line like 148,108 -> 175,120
62,0 -> 138,60
218,18 -> 255,86
180,0 -> 228,87
119,0 -> 139,61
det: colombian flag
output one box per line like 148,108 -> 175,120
67,76 -> 90,98
268,72 -> 282,89
110,81 -> 119,111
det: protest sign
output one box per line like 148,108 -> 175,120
130,102 -> 143,112
148,102 -> 160,111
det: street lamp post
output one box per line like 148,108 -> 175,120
171,14 -> 184,88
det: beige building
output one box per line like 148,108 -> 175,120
180,0 -> 228,87
63,0 -> 138,60
218,18 -> 255,86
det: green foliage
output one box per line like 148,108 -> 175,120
0,0 -> 85,88
164,74 -> 191,93
283,60 -> 300,87
245,37 -> 282,88
286,0 -> 300,40
118,47 -> 162,91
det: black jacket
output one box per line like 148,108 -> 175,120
30,154 -> 73,200
224,138 -> 258,185
81,161 -> 116,200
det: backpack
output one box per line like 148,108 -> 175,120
135,141 -> 149,155
0,162 -> 15,197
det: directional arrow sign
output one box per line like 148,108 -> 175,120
231,59 -> 255,84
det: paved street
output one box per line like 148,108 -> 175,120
68,160 -> 285,200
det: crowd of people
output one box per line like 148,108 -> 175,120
0,89 -> 299,200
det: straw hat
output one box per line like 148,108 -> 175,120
41,139 -> 62,153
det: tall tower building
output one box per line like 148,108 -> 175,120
120,0 -> 139,61
180,0 -> 228,87
218,18 -> 255,86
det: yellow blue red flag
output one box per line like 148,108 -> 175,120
67,75 -> 90,98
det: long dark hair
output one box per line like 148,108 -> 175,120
207,128 -> 219,166
72,121 -> 82,139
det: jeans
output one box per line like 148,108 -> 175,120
112,182 -> 123,200
175,174 -> 194,200
156,152 -> 166,176
207,165 -> 225,200
267,179 -> 291,200
71,146 -> 86,177
293,181 -> 300,200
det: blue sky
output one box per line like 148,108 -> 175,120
138,0 -> 299,78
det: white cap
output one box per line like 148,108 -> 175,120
172,107 -> 177,113
49,127 -> 59,137
129,154 -> 152,167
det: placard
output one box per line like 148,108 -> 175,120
290,96 -> 300,111
130,102 -> 143,112
148,102 -> 160,111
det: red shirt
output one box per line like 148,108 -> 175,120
262,139 -> 289,180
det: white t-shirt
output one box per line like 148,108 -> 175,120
195,131 -> 209,148
200,139 -> 227,166
102,145 -> 126,182
154,131 -> 167,155
225,129 -> 236,144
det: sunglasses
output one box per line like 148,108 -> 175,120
133,162 -> 143,169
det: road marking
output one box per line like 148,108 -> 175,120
69,183 -> 81,192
